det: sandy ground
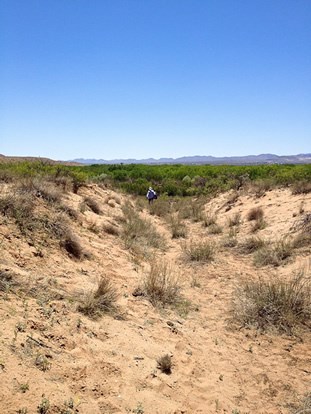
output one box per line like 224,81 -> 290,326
0,183 -> 310,414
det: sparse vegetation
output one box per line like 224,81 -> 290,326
250,217 -> 266,233
142,260 -> 181,307
35,354 -> 51,371
103,222 -> 120,236
232,268 -> 311,334
253,239 -> 292,267
84,196 -> 102,214
208,223 -> 223,235
37,397 -> 50,414
168,214 -> 187,238
292,180 -> 311,195
239,236 -> 266,254
202,213 -> 217,228
228,212 -> 241,227
183,240 -> 215,262
122,206 -> 165,252
60,231 -> 86,259
157,354 -> 172,374
247,206 -> 264,221
78,276 -> 118,318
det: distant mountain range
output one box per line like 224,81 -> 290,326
72,153 -> 311,165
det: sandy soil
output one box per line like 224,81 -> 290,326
0,183 -> 310,414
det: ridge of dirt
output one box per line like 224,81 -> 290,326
0,183 -> 310,414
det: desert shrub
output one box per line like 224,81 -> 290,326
208,223 -> 223,235
58,204 -> 79,220
202,213 -> 217,227
149,198 -> 171,217
60,232 -> 85,259
168,214 -> 187,239
18,178 -> 62,203
232,269 -> 311,334
247,207 -> 264,221
228,212 -> 241,227
35,354 -> 51,371
253,239 -> 292,267
103,223 -> 120,236
178,199 -> 205,222
84,196 -> 102,214
292,180 -> 311,195
143,261 -> 181,306
122,206 -> 165,251
238,236 -> 266,254
0,191 -> 35,234
226,191 -> 239,205
37,397 -> 50,414
183,240 -> 215,263
290,392 -> 311,414
292,231 -> 311,248
157,354 -> 172,374
250,179 -> 273,197
0,270 -> 15,292
78,276 -> 118,318
222,235 -> 238,248
250,217 -> 266,233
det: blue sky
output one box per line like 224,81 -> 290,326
1,0 -> 310,160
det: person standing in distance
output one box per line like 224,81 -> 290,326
146,187 -> 157,205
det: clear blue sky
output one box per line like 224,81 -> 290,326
1,0 -> 310,160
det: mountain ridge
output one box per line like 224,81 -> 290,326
71,153 -> 311,165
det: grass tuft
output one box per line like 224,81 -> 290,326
183,240 -> 215,263
157,354 -> 172,374
78,276 -> 118,318
232,268 -> 311,334
142,260 -> 181,307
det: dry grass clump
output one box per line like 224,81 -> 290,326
292,232 -> 311,249
84,196 -> 102,214
168,214 -> 187,239
228,212 -> 241,227
208,223 -> 223,235
232,268 -> 311,334
290,392 -> 311,414
292,180 -> 311,195
18,178 -> 63,203
183,240 -> 215,263
253,239 -> 292,267
247,206 -> 264,221
177,198 -> 205,222
222,235 -> 238,248
122,206 -> 165,251
60,232 -> 86,259
202,213 -> 217,228
103,222 -> 120,236
149,198 -> 171,218
157,354 -> 172,374
250,217 -> 266,233
58,204 -> 79,220
78,276 -> 118,318
0,191 -> 36,234
0,270 -> 16,292
250,179 -> 273,197
239,236 -> 266,254
142,261 -> 181,306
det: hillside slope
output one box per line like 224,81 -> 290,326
0,181 -> 310,414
